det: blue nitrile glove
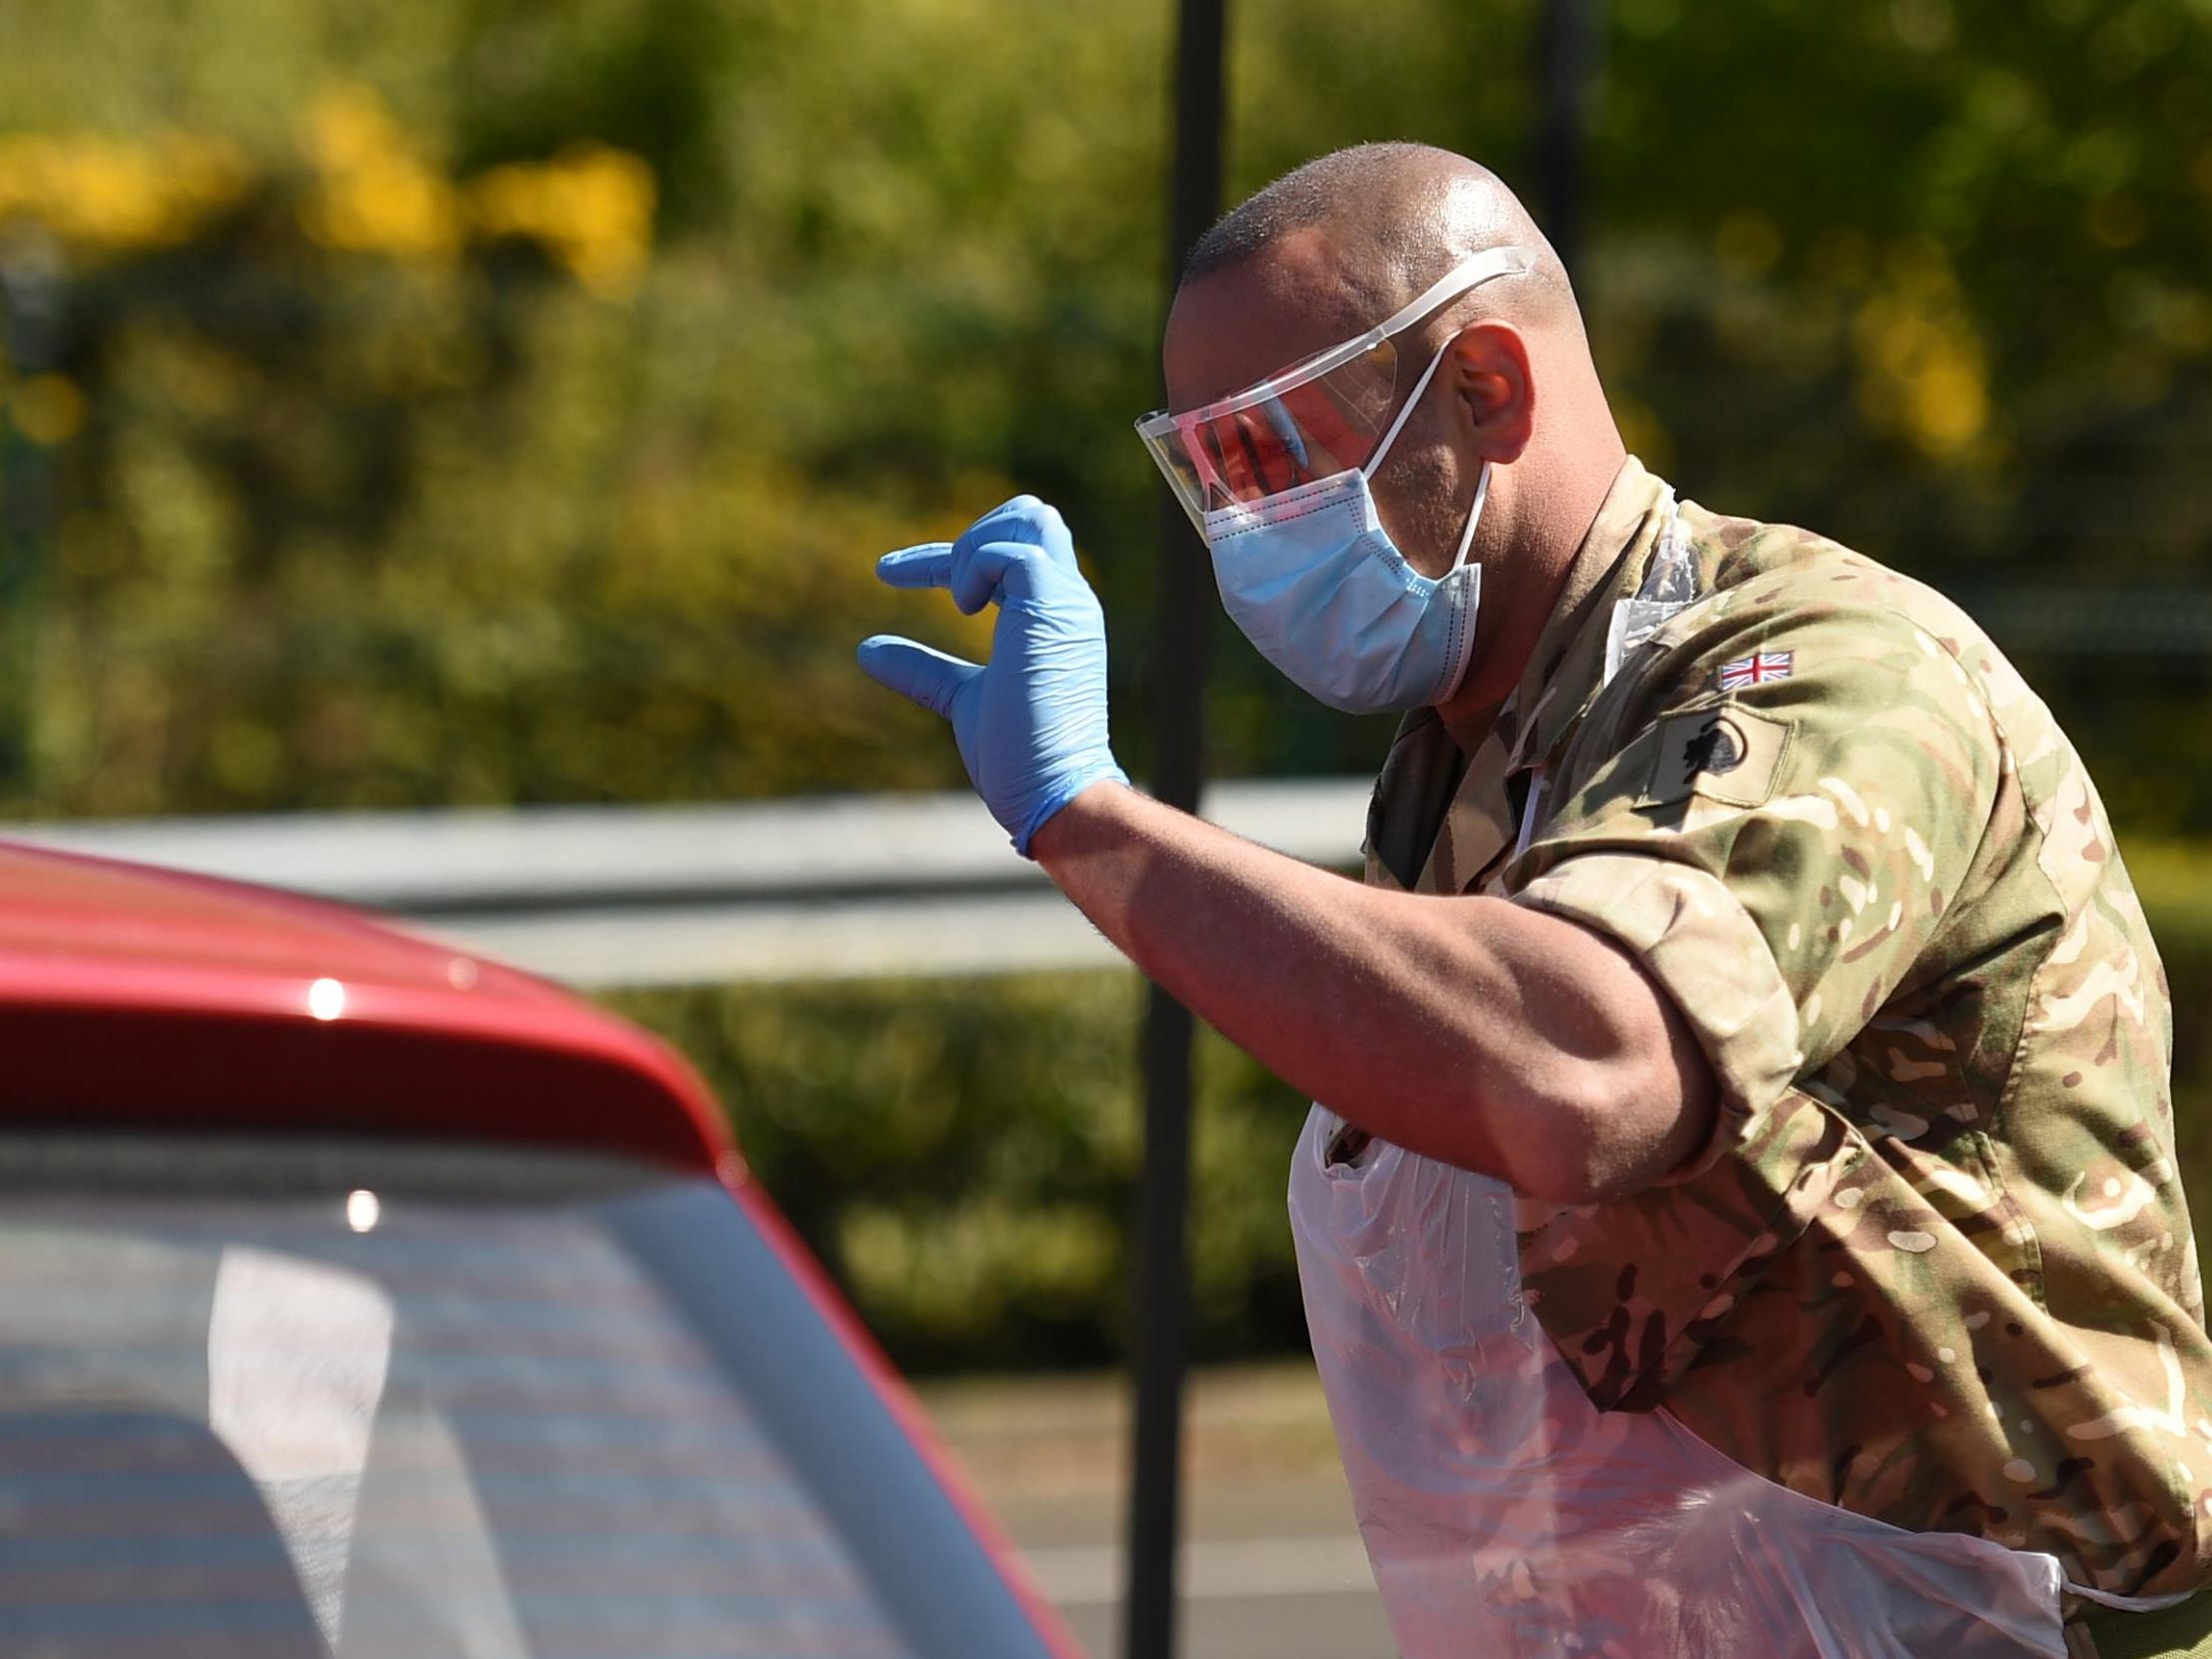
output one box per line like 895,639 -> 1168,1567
858,495 -> 1128,856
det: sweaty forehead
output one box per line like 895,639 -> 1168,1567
1161,227 -> 1391,415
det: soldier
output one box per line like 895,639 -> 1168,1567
860,143 -> 2212,1656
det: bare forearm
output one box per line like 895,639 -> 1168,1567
1031,782 -> 1714,1199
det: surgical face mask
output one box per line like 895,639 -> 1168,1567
1200,338 -> 1488,714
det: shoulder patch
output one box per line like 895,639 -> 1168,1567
1718,649 -> 1793,691
1641,703 -> 1793,810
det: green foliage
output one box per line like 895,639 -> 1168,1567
610,972 -> 1310,1372
28,251 -> 1019,811
1,0 -> 1177,811
3,0 -> 2202,817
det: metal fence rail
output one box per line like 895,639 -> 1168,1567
5,780 -> 1372,986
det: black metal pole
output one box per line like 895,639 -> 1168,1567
1535,0 -> 1600,276
1124,1 -> 1224,1656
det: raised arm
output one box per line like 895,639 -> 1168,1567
859,497 -> 1712,1202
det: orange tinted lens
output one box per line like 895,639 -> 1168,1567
1230,407 -> 1310,496
1277,338 -> 1397,471
1268,382 -> 1371,480
1190,406 -> 1323,503
1156,334 -> 1405,512
1181,338 -> 1400,506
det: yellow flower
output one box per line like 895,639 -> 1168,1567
467,145 -> 657,297
297,85 -> 461,262
1852,242 -> 1991,461
0,88 -> 655,298
0,131 -> 246,250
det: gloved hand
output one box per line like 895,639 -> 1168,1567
858,495 -> 1128,856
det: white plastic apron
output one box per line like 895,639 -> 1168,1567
1289,499 -> 2084,1655
1288,1111 -> 2076,1656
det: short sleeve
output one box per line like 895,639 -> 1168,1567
1508,593 -> 2004,1179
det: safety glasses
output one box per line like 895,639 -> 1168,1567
1135,245 -> 1534,533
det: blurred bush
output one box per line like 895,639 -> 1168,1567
0,0 -> 2204,816
610,969 -> 1312,1373
607,855 -> 2212,1374
0,0 -> 1174,811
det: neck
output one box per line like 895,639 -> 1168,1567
1433,432 -> 1625,751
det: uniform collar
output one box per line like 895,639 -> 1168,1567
1364,455 -> 1678,893
1494,454 -> 1676,774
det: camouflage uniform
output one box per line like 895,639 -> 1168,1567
1361,457 -> 2212,1616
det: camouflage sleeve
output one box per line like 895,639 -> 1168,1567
1508,590 -> 2005,1180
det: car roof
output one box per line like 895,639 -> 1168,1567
0,840 -> 734,1175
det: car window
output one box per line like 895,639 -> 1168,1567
0,1134 -> 1060,1659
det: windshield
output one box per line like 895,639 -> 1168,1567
0,1134 -> 1061,1659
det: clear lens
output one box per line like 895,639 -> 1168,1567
1141,335 -> 1401,531
1136,244 -> 1535,535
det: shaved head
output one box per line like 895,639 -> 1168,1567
1162,143 -> 1590,418
1182,142 -> 1577,333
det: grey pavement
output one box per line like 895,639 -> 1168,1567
916,1362 -> 1398,1659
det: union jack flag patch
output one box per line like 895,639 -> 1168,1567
1718,650 -> 1793,691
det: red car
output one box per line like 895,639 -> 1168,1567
0,842 -> 1085,1659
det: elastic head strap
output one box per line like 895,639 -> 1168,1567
1367,244 -> 1535,345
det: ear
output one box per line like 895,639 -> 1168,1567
1442,320 -> 1535,465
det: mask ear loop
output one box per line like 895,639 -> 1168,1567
1449,462 -> 1491,575
1362,333 -> 1493,579
1359,338 -> 1453,483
